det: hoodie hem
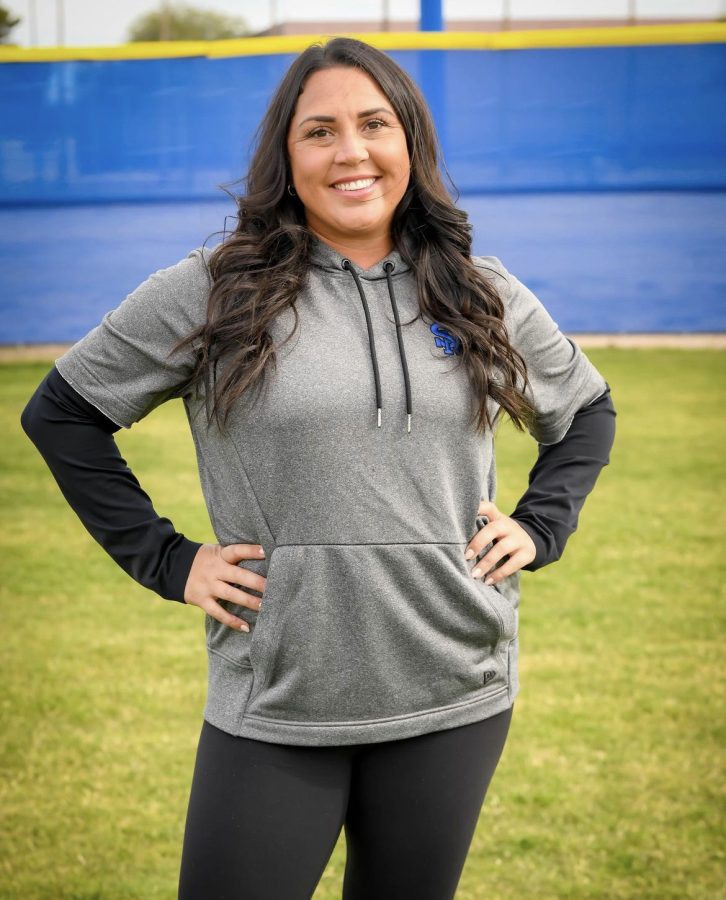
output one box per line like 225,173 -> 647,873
202,650 -> 518,747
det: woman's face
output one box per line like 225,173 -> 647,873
286,66 -> 411,246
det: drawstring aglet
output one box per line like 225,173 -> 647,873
377,407 -> 382,428
407,413 -> 411,433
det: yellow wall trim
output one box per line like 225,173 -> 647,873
1,22 -> 724,63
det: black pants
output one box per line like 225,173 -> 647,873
178,705 -> 513,900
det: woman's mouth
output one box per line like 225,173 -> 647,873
330,177 -> 380,198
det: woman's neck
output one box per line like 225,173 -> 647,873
308,228 -> 393,271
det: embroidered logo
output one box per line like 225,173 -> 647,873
430,322 -> 462,355
482,670 -> 497,686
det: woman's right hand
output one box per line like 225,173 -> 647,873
183,543 -> 267,632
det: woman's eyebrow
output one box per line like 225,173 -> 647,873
297,107 -> 394,128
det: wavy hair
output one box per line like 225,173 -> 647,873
171,36 -> 537,437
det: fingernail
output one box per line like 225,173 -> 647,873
259,547 -> 265,556
471,567 -> 481,578
484,577 -> 494,585
464,549 -> 475,560
240,622 -> 249,632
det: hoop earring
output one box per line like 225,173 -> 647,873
287,183 -> 297,197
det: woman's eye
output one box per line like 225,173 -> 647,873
305,119 -> 388,139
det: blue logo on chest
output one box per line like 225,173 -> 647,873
430,323 -> 462,356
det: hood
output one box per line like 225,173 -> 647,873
308,232 -> 414,279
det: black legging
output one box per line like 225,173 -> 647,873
178,705 -> 513,899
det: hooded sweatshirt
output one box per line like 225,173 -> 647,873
25,235 -> 613,746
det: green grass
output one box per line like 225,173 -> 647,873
1,349 -> 724,899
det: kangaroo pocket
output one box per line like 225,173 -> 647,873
244,542 -> 518,725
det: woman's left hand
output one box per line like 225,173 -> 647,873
464,500 -> 537,586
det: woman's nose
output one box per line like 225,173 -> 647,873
334,132 -> 369,166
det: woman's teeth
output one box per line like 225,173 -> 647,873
332,178 -> 377,191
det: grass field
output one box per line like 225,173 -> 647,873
1,349 -> 724,899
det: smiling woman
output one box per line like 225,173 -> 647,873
20,34 -> 616,900
286,67 -> 411,266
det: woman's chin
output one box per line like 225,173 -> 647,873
330,216 -> 390,239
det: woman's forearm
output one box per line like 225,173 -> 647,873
21,364 -> 614,591
20,365 -> 203,603
509,385 -> 617,571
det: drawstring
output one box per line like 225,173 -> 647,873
341,259 -> 383,427
341,258 -> 413,433
384,261 -> 413,434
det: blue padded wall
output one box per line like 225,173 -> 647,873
2,42 -> 724,204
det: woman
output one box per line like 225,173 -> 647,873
21,36 -> 616,900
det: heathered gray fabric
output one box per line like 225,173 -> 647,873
54,235 -> 608,745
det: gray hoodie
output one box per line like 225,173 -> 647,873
54,235 -> 608,745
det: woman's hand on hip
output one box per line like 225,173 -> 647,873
465,500 -> 536,585
183,543 -> 267,632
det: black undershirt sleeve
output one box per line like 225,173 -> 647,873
509,383 -> 617,571
20,364 -> 203,604
21,365 -> 615,594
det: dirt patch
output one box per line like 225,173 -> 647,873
565,333 -> 726,349
1,333 -> 725,363
0,344 -> 74,363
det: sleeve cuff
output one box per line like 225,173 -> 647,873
159,536 -> 204,603
509,515 -> 552,572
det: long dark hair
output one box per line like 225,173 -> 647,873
171,36 -> 536,436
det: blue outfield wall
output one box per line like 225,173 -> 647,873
1,29 -> 725,339
2,191 -> 724,342
1,40 -> 725,202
